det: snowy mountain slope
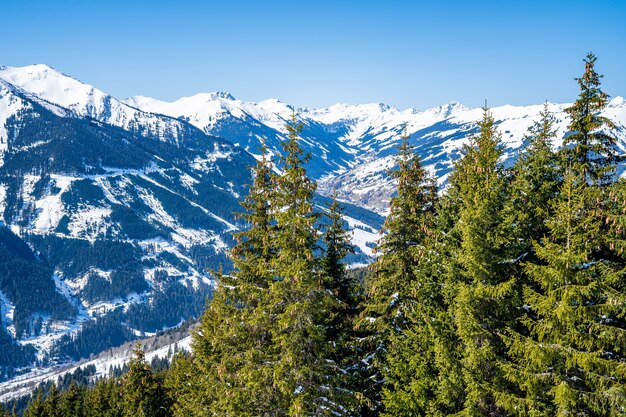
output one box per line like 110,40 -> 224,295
0,65 -> 207,145
124,93 -> 359,179
0,66 -> 384,381
0,73 -> 257,377
0,324 -> 193,402
127,93 -> 626,213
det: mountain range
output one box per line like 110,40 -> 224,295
0,63 -> 625,383
125,85 -> 626,214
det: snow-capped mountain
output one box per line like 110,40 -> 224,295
0,65 -> 202,144
0,69 -> 257,380
0,65 -> 383,382
127,93 -> 626,213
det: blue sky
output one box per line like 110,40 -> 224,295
2,0 -> 625,109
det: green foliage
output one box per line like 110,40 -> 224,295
84,379 -> 123,417
361,128 -> 440,415
121,346 -> 167,417
23,389 -> 45,417
503,103 -> 561,257
563,52 -> 621,186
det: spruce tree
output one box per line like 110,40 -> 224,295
360,128 -> 439,415
24,389 -> 46,417
503,164 -> 626,415
44,384 -> 60,417
321,193 -> 357,315
59,383 -> 84,417
502,54 -> 626,416
447,106 -> 518,415
165,354 -> 201,417
503,102 -> 560,258
185,145 -> 278,416
320,193 -> 364,415
563,52 -> 620,186
121,346 -> 163,417
84,378 -> 123,417
264,113 -> 338,416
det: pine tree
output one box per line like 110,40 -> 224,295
121,346 -> 163,417
44,384 -> 60,417
321,193 -> 357,347
321,193 -> 357,316
503,164 -> 626,415
360,128 -> 439,415
185,145 -> 278,416
320,193 -> 364,415
24,389 -> 46,417
563,52 -> 620,186
165,354 -> 201,417
503,102 -> 560,257
446,106 -> 519,415
501,54 -> 626,416
84,378 -> 123,417
264,113 -> 338,416
59,383 -> 84,417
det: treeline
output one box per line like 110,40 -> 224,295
1,348 -> 171,417
11,53 -> 626,416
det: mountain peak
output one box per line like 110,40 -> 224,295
609,96 -> 625,107
207,91 -> 236,101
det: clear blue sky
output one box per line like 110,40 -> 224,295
2,0 -> 625,109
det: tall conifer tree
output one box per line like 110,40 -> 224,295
44,384 -> 60,417
320,194 -> 365,415
184,145 -> 278,416
447,106 -> 518,415
503,103 -> 560,258
24,389 -> 46,417
84,378 -> 123,417
121,346 -> 162,417
264,113 -> 339,416
563,52 -> 620,186
502,53 -> 626,416
361,128 -> 438,415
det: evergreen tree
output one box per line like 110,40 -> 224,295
165,355 -> 200,417
447,106 -> 518,415
320,193 -> 364,415
44,384 -> 60,417
563,52 -> 620,186
501,54 -> 626,416
503,102 -> 560,257
185,145 -> 278,416
503,164 -> 626,415
121,346 -> 164,417
321,193 -> 357,316
84,378 -> 123,417
360,128 -> 439,415
24,389 -> 45,417
264,113 -> 338,416
59,382 -> 85,417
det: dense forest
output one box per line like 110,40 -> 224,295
5,53 -> 626,416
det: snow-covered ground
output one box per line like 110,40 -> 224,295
0,334 -> 192,402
